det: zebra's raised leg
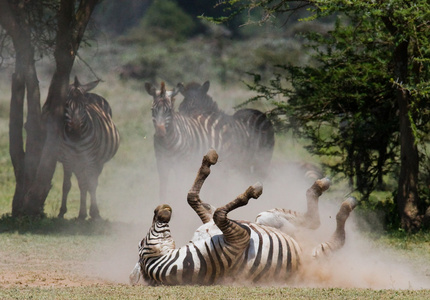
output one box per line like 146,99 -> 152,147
255,178 -> 330,235
187,149 -> 218,224
213,183 -> 263,248
312,196 -> 358,258
59,167 -> 73,218
303,178 -> 331,229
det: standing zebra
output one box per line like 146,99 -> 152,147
129,149 -> 357,285
145,82 -> 274,201
58,77 -> 120,219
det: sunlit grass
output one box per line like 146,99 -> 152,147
1,285 -> 430,300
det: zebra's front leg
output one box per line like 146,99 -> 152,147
214,183 -> 263,248
312,197 -> 358,258
59,167 -> 73,218
187,149 -> 218,224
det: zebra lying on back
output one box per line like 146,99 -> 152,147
130,149 -> 357,285
58,77 -> 120,219
145,81 -> 274,201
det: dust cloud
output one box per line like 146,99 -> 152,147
87,147 -> 430,290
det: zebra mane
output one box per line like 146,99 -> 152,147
160,82 -> 166,96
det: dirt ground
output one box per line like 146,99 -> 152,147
0,228 -> 139,288
0,250 -> 109,288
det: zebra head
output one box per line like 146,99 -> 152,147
152,203 -> 173,223
64,77 -> 101,140
68,76 -> 100,99
178,80 -> 219,116
139,204 -> 176,259
145,82 -> 182,137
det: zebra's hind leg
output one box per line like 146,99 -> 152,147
312,197 -> 358,258
89,177 -> 101,219
214,183 -> 263,248
187,149 -> 218,224
59,167 -> 73,218
255,178 -> 330,235
303,178 -> 331,229
76,175 -> 89,220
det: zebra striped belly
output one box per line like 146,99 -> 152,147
232,224 -> 302,284
143,222 -> 302,285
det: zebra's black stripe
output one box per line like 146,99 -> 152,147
160,251 -> 180,284
252,226 -> 274,283
182,246 -> 194,283
249,224 -> 264,275
274,231 -> 284,276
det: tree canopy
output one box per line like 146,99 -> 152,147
213,0 -> 430,230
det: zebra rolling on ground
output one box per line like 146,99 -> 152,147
145,81 -> 275,201
129,149 -> 358,285
58,76 -> 120,219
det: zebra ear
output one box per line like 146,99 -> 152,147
171,83 -> 183,98
80,77 -> 100,92
145,83 -> 156,97
73,76 -> 81,88
201,81 -> 210,94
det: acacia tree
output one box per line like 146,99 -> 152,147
0,0 -> 99,217
211,0 -> 430,231
256,15 -> 399,199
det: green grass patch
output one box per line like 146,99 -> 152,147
0,285 -> 430,299
0,214 -> 126,235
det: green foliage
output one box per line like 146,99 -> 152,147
248,14 -> 399,200
126,0 -> 197,43
229,0 -> 430,229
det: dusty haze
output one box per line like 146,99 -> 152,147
87,135 -> 430,290
12,63 -> 428,290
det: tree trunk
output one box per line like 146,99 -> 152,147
0,0 -> 44,217
22,0 -> 100,216
381,15 -> 422,231
394,40 -> 422,231
10,72 -> 26,216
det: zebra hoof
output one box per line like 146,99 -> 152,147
344,196 -> 358,211
249,182 -> 263,199
316,178 -> 331,192
205,149 -> 218,165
